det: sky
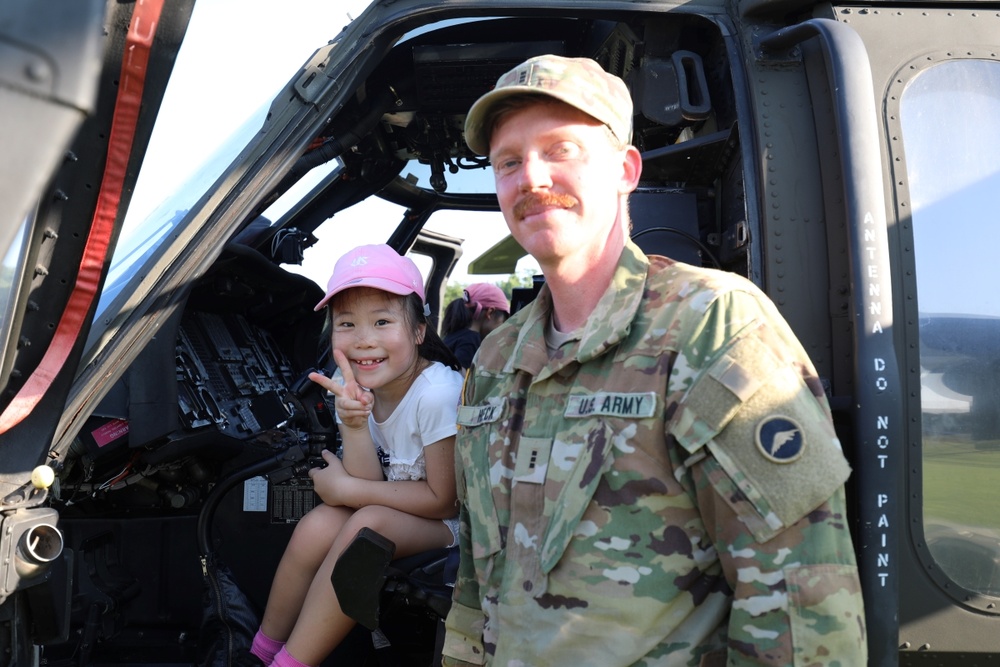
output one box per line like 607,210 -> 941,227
132,0 -> 372,218
130,0 -> 522,289
899,60 -> 1000,317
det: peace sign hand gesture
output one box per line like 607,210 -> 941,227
309,349 -> 373,431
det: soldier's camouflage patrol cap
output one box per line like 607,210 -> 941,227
464,54 -> 633,156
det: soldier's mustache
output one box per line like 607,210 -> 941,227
513,192 -> 578,220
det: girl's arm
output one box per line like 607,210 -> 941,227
309,436 -> 458,519
337,419 -> 385,481
309,349 -> 383,481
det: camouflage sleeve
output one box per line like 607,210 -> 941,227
673,288 -> 866,664
442,496 -> 487,665
442,370 -> 487,666
694,474 -> 867,665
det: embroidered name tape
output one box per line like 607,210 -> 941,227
565,392 -> 657,418
457,403 -> 504,427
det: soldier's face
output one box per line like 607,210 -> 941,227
489,102 -> 633,269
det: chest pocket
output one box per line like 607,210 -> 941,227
532,382 -> 662,573
456,402 -> 505,561
537,420 -> 618,574
462,353 -> 667,584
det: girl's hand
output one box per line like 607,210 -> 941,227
309,349 -> 373,430
308,449 -> 355,507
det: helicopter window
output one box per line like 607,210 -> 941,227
0,215 -> 32,361
282,159 -> 536,295
901,58 -> 1000,597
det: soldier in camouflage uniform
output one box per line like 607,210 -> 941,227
442,54 -> 867,666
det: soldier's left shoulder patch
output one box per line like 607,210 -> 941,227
756,415 -> 805,463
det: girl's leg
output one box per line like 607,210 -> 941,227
271,646 -> 310,667
258,504 -> 353,642
249,627 -> 284,665
283,506 -> 453,666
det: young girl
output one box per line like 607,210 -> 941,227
250,244 -> 463,667
441,282 -> 510,369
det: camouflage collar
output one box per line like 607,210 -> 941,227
575,241 -> 649,363
504,242 -> 650,380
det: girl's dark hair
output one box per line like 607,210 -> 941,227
403,293 -> 461,371
322,290 -> 460,372
441,296 -> 473,337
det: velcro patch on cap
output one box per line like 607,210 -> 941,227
756,416 -> 805,463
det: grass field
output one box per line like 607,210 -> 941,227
921,435 -> 1000,593
922,435 -> 1000,530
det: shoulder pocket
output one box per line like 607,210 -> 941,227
669,326 -> 851,542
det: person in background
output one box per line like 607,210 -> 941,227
250,244 -> 463,667
442,54 -> 867,666
441,282 -> 510,369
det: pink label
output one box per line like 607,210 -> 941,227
91,419 -> 129,447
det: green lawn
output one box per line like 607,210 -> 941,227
922,436 -> 1000,530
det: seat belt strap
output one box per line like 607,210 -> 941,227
0,0 -> 166,434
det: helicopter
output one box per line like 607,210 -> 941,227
0,0 -> 998,665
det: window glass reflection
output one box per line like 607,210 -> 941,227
0,216 -> 31,358
902,59 -> 1000,596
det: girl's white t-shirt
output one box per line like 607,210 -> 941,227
367,361 -> 463,482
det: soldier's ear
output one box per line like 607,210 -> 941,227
619,145 -> 642,194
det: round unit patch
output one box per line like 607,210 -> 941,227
755,416 -> 805,463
